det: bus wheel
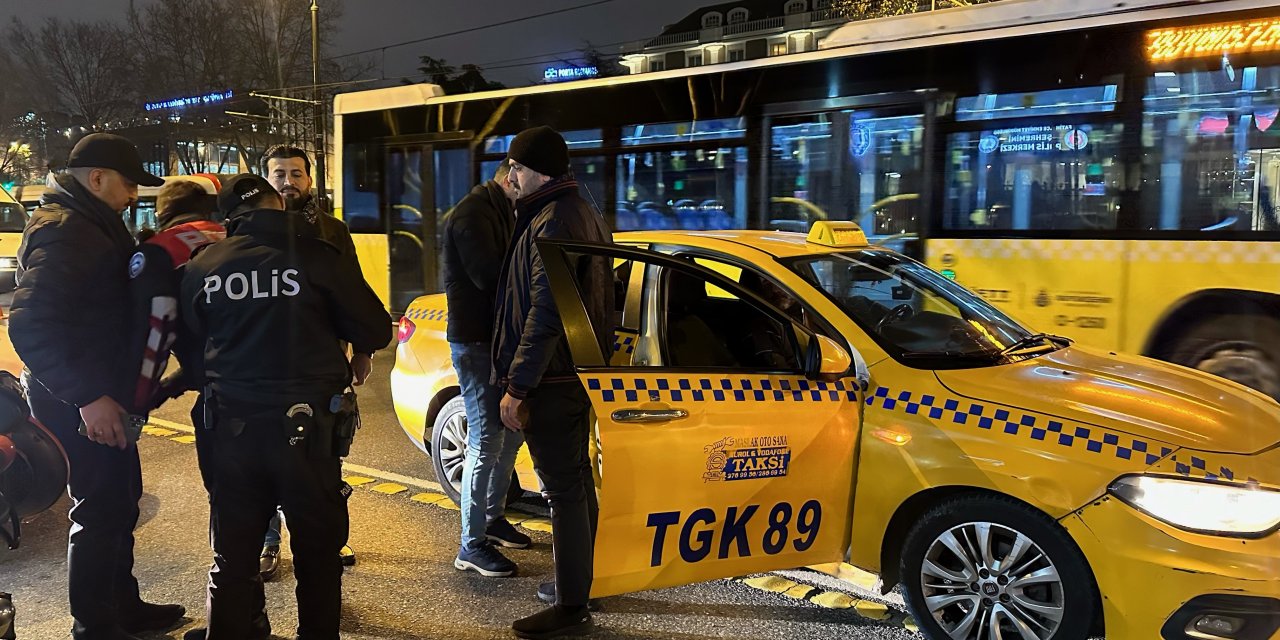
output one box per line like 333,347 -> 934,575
1168,315 -> 1280,400
900,494 -> 1097,640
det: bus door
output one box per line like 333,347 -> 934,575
764,94 -> 930,255
384,142 -> 471,313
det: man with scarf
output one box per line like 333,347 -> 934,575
493,126 -> 614,639
259,144 -> 365,575
9,133 -> 185,640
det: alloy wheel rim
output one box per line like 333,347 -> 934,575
920,522 -> 1065,640
438,410 -> 468,490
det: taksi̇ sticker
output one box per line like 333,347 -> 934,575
703,435 -> 791,482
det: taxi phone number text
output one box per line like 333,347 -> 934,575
645,500 -> 822,566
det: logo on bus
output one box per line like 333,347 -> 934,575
978,134 -> 1000,154
1035,289 -> 1052,307
849,123 -> 872,158
1061,128 -> 1089,151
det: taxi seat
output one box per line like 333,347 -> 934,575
665,270 -> 736,367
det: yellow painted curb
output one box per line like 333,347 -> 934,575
345,476 -> 376,487
743,575 -> 799,593
411,492 -> 449,505
522,518 -> 553,533
171,435 -> 196,444
811,591 -> 856,609
904,616 -> 919,633
143,427 -> 177,437
853,599 -> 891,621
372,483 -> 407,495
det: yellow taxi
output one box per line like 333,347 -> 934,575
391,222 -> 1280,640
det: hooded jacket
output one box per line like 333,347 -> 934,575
442,180 -> 514,343
492,179 -> 613,399
11,173 -> 138,407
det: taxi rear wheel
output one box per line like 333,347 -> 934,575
900,494 -> 1097,640
429,395 -> 523,507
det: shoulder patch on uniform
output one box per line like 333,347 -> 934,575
128,252 -> 146,279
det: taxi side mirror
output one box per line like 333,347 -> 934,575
804,334 -> 853,383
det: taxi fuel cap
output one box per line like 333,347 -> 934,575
806,221 -> 868,248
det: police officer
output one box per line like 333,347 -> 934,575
180,174 -> 390,640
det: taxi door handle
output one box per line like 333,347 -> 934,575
611,408 -> 689,424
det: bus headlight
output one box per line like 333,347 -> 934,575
1109,475 -> 1280,537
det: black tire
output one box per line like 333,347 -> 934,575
429,395 -> 526,508
899,494 -> 1097,640
1166,313 -> 1280,400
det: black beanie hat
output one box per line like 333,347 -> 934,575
506,126 -> 570,178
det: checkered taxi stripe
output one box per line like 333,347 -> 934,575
930,238 -> 1280,265
612,334 -> 636,355
403,308 -> 447,322
865,386 -> 1245,482
582,376 -> 1245,483
585,376 -> 860,404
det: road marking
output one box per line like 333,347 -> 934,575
737,573 -> 913,631
372,483 -> 408,495
346,476 -> 376,487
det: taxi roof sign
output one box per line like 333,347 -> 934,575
806,221 -> 868,248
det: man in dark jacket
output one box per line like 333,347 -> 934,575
9,133 -> 185,640
444,162 -> 526,578
260,144 -> 366,573
181,174 -> 391,640
493,126 -> 613,639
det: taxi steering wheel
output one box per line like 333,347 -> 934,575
877,303 -> 915,333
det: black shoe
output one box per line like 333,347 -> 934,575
119,601 -> 186,634
0,592 -> 14,640
513,605 -> 593,639
181,615 -> 270,640
486,518 -> 532,549
260,544 -> 280,581
340,544 -> 357,566
536,581 -> 602,612
454,543 -> 517,577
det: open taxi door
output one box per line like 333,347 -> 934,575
537,239 -> 868,599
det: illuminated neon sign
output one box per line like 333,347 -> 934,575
144,90 -> 234,111
544,66 -> 599,82
1147,18 -> 1280,61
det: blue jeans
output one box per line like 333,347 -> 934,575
450,341 -> 523,551
264,510 -> 283,546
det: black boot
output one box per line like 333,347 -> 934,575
182,611 -> 270,640
512,605 -> 593,639
120,601 -> 186,634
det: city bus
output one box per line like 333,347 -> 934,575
332,0 -> 1280,398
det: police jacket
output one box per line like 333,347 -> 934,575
492,179 -> 613,399
180,208 -> 391,407
124,220 -> 225,414
10,173 -> 137,407
442,180 -> 514,343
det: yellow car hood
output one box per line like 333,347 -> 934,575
936,345 -> 1280,456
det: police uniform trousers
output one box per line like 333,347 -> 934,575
25,379 -> 144,640
194,401 -> 348,640
522,382 -> 599,607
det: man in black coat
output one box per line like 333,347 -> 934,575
493,126 -> 614,639
444,163 -> 530,578
9,133 -> 185,640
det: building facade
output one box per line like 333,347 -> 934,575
619,0 -> 849,74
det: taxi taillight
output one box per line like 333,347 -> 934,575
397,317 -> 416,343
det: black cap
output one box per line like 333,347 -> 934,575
67,133 -> 164,187
217,173 -> 276,217
506,126 -> 569,178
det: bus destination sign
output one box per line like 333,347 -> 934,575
1147,17 -> 1280,61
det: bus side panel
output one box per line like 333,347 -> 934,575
1122,240 -> 1280,352
351,234 -> 391,310
925,238 -> 1124,350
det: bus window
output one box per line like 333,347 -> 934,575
1142,64 -> 1280,232
769,111 -> 923,236
615,147 -> 746,232
944,122 -> 1125,231
484,129 -> 604,153
341,143 -> 382,233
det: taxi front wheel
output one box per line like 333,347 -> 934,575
899,494 -> 1098,640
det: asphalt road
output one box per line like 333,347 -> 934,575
1,347 -> 919,640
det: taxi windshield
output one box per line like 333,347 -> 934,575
788,250 -> 1060,368
0,203 -> 27,233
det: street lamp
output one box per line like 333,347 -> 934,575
311,0 -> 326,208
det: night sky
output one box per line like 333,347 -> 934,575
1,0 -> 712,87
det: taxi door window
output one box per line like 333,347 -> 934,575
661,266 -> 801,371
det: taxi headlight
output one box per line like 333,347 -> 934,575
1109,475 -> 1280,537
